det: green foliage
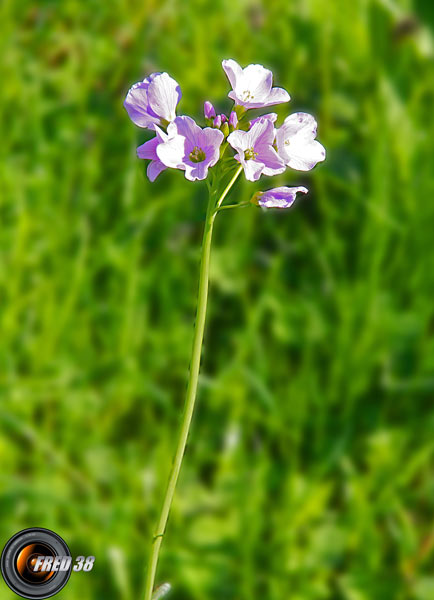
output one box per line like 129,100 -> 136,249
1,0 -> 434,598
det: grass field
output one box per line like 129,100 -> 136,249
1,0 -> 434,599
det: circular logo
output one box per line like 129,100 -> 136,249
1,528 -> 72,599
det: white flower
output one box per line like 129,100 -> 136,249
156,116 -> 224,181
124,72 -> 182,129
227,119 -> 285,182
276,112 -> 326,171
222,59 -> 290,109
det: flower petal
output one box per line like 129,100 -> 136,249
136,126 -> 170,180
265,87 -> 291,106
147,160 -> 167,182
137,136 -> 159,160
124,79 -> 159,129
199,128 -> 224,166
147,73 -> 182,123
276,112 -> 325,170
249,113 -> 278,127
279,112 -> 318,141
156,134 -> 186,169
227,129 -> 249,153
260,146 -> 286,176
283,139 -> 326,171
184,160 -> 210,181
243,159 -> 265,182
236,64 -> 273,100
223,60 -> 289,108
251,118 -> 275,149
222,59 -> 243,89
172,115 -> 201,149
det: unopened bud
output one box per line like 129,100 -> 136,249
229,111 -> 238,131
204,101 -> 216,120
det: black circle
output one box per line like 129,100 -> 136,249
1,528 -> 72,599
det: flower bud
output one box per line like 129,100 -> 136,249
204,101 -> 216,120
220,114 -> 227,123
229,111 -> 238,131
221,122 -> 229,137
213,115 -> 222,128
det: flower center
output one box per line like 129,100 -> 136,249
244,147 -> 258,161
284,139 -> 290,146
242,90 -> 254,101
189,146 -> 206,163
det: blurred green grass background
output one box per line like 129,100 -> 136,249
1,0 -> 434,598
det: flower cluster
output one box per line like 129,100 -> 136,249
124,59 -> 325,208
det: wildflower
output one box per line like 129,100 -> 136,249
227,118 -> 285,181
124,72 -> 182,129
276,112 -> 326,171
125,60 -> 326,600
136,124 -> 178,182
222,59 -> 290,109
253,186 -> 308,208
157,116 -> 224,181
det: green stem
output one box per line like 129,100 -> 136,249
217,201 -> 250,212
143,165 -> 243,600
215,165 -> 243,211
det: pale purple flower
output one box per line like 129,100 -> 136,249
249,113 -> 277,127
227,119 -> 285,181
157,116 -> 224,181
222,59 -> 290,109
255,186 -> 308,208
136,124 -> 178,182
124,72 -> 182,130
204,101 -> 216,120
276,113 -> 326,171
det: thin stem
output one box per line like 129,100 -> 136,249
143,165 -> 243,600
217,201 -> 250,212
214,165 -> 243,212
